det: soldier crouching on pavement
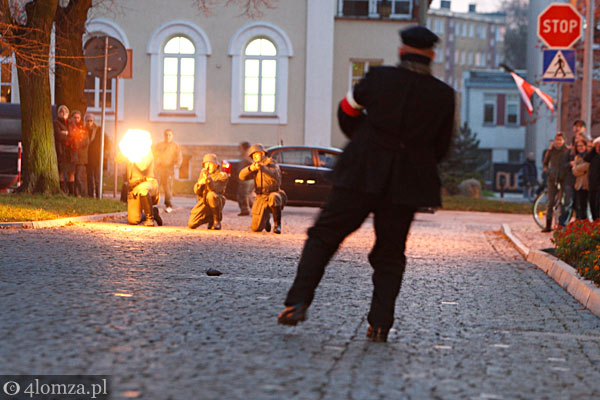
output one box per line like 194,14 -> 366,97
119,152 -> 163,227
188,153 -> 229,230
239,144 -> 286,234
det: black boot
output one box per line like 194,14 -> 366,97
211,209 -> 222,230
272,206 -> 282,234
153,206 -> 163,226
541,217 -> 552,233
140,195 -> 154,226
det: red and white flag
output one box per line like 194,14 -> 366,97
509,71 -> 555,115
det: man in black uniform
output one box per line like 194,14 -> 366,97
278,26 -> 455,342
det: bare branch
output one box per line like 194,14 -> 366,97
195,0 -> 278,18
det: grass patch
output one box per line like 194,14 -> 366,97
441,195 -> 531,214
0,193 -> 125,222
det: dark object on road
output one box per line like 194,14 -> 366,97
206,268 -> 222,276
366,325 -> 389,343
224,145 -> 343,207
153,206 -> 163,226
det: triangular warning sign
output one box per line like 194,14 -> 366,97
543,50 -> 574,80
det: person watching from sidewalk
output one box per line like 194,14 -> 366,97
573,119 -> 589,141
542,132 -> 571,232
236,141 -> 254,216
571,139 -> 590,220
53,105 -> 74,194
85,113 -> 111,198
278,26 -> 455,342
239,143 -> 286,234
188,153 -> 229,230
69,110 -> 89,197
584,137 -> 600,221
521,152 -> 537,201
153,129 -> 182,213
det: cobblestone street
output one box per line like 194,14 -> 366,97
1,200 -> 600,399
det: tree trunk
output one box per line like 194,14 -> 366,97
54,0 -> 92,114
14,0 -> 60,194
16,53 -> 59,194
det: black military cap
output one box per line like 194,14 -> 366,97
399,26 -> 439,49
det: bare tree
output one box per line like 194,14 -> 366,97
0,0 -> 60,194
500,0 -> 528,70
195,0 -> 278,17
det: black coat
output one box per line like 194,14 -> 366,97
584,148 -> 600,190
333,65 -> 455,207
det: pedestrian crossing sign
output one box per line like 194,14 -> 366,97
542,49 -> 575,82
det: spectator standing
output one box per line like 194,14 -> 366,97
571,140 -> 590,220
53,105 -> 73,194
542,132 -> 571,232
521,152 -> 537,201
69,110 -> 89,197
85,113 -> 110,198
153,129 -> 182,213
236,141 -> 254,216
584,137 -> 600,220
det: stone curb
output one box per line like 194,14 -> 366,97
501,223 -> 600,318
0,211 -> 128,229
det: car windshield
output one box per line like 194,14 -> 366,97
278,149 -> 313,166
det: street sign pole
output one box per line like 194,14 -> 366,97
113,78 -> 119,198
557,82 -> 562,133
581,0 -> 594,132
99,36 -> 108,199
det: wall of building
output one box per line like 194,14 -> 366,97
88,0 -> 308,155
331,18 -> 413,149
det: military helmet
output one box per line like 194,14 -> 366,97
248,143 -> 266,156
202,153 -> 219,165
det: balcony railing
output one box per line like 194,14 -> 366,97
338,0 -> 413,19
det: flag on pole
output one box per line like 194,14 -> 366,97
501,64 -> 555,115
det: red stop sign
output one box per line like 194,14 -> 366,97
538,3 -> 583,48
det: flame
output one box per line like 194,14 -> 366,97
119,129 -> 153,163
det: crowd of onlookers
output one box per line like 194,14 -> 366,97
534,119 -> 600,232
53,105 -> 110,197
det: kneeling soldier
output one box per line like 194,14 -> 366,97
239,143 -> 286,234
188,153 -> 229,230
124,152 -> 162,226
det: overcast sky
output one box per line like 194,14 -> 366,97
429,0 -> 503,13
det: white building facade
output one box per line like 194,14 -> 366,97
461,70 -> 527,183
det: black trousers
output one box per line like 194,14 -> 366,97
284,187 -> 416,330
574,189 -> 589,220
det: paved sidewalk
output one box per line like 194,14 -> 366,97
2,204 -> 600,399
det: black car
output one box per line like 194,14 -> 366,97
223,145 -> 342,207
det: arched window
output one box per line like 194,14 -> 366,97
229,22 -> 293,124
147,21 -> 211,122
162,36 -> 195,112
243,38 -> 277,114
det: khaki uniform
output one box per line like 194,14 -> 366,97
239,157 -> 286,232
188,167 -> 229,229
153,141 -> 182,208
125,153 -> 159,225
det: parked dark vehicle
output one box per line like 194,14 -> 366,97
0,103 -> 57,190
223,145 -> 342,207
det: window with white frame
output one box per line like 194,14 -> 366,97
468,52 -> 473,65
162,36 -> 196,112
475,52 -> 481,66
496,26 -> 505,42
454,51 -> 459,64
483,94 -> 496,125
462,21 -> 468,36
461,50 -> 466,65
84,72 -> 115,112
349,59 -> 382,88
506,94 -> 519,125
243,38 -> 277,114
147,20 -> 211,123
0,55 -> 15,103
229,22 -> 293,124
455,22 -> 460,36
378,0 -> 411,16
469,23 -> 474,37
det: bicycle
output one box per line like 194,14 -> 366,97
532,183 -> 592,229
